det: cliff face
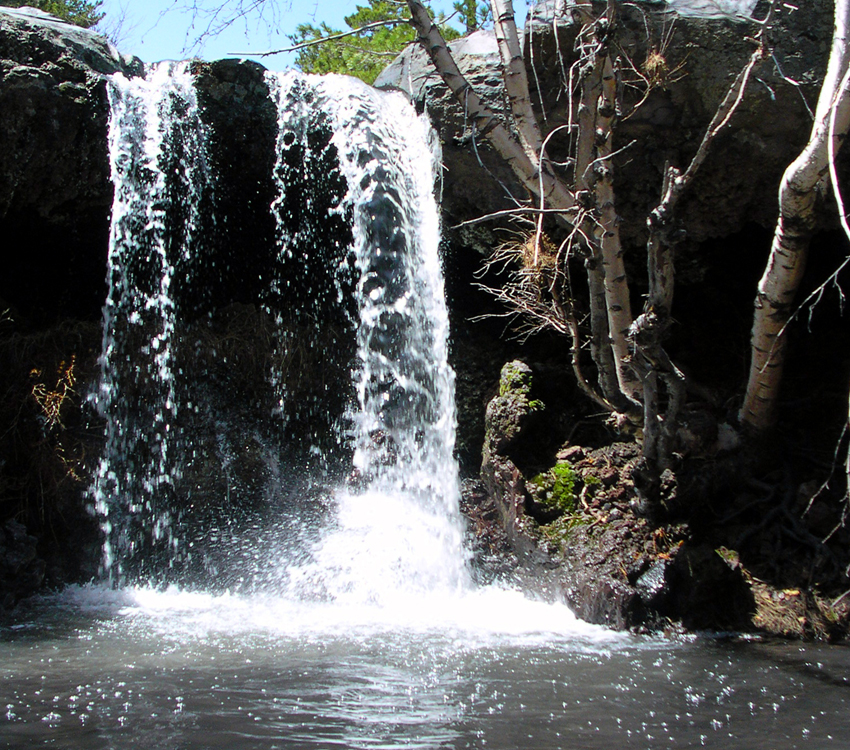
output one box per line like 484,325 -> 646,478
0,12 -> 292,604
3,2 -> 833,352
0,7 -> 141,323
6,2 -> 831,327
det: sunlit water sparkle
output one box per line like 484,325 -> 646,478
2,584 -> 849,749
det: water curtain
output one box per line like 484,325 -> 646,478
93,62 -> 210,583
268,72 -> 469,603
95,65 -> 468,600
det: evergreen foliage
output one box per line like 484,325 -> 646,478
453,0 -> 489,33
0,0 -> 103,28
290,0 -> 461,85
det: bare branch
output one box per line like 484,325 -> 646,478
452,206 -> 576,229
229,17 -> 409,57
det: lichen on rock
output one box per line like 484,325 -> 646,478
482,360 -> 544,461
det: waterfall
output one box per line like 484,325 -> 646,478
93,62 -> 210,584
267,72 -> 470,604
94,64 -> 469,602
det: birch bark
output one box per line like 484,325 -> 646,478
740,0 -> 850,431
405,0 -> 576,213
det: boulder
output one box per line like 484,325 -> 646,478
376,29 -> 522,238
375,1 -> 833,262
0,7 -> 142,323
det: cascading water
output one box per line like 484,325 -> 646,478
93,62 -> 468,604
92,62 -> 211,584
266,72 -> 470,605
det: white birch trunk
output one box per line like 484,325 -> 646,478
405,0 -> 576,212
491,0 -> 543,163
596,54 -> 641,402
740,0 -> 850,431
573,45 -> 621,403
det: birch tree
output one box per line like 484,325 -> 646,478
740,0 -> 850,432
408,0 -> 640,410
407,0 -> 777,484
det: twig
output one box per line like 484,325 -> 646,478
452,206 -> 576,229
229,18 -> 410,57
833,587 -> 850,606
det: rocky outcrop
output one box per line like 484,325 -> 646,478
0,13 -> 291,600
378,2 -> 838,549
377,1 -> 850,635
376,2 -> 833,265
477,360 -> 760,631
479,362 -> 549,560
0,7 -> 142,323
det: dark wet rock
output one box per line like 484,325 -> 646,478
666,544 -> 755,630
558,522 -> 643,629
0,520 -> 46,610
191,60 -> 280,314
449,315 -> 512,475
482,453 -> 550,566
0,8 -> 147,600
0,7 -> 142,324
477,404 -> 761,631
479,362 -> 563,579
0,320 -> 104,595
635,560 -> 670,609
459,478 -> 517,584
551,508 -> 757,631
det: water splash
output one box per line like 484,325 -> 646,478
267,72 -> 470,604
93,62 -> 211,584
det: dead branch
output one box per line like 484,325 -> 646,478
229,17 -> 410,57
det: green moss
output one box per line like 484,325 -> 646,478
499,361 -> 533,397
530,461 -> 577,514
496,361 -> 544,417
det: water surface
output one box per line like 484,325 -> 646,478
2,586 -> 848,749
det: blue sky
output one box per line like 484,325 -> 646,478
98,0 -> 528,70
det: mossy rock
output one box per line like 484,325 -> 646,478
499,360 -> 533,397
541,512 -> 592,550
483,360 -> 544,458
529,461 -> 578,515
